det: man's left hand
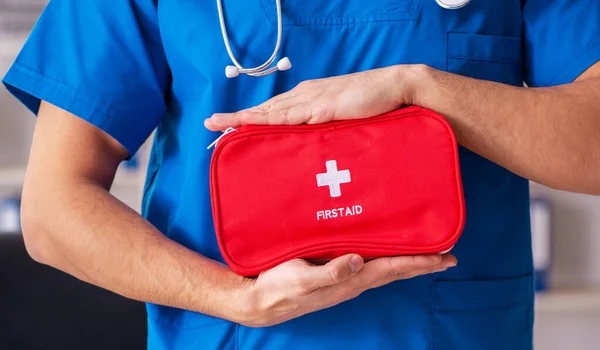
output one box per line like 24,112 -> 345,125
204,65 -> 421,131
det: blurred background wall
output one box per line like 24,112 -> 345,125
0,1 -> 148,349
1,1 -> 599,349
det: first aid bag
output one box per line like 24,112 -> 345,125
209,106 -> 466,276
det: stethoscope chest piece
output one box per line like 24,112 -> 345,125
436,0 -> 471,9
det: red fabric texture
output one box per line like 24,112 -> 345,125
210,106 -> 466,276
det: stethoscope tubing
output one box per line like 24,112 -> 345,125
216,0 -> 284,76
218,0 -> 471,77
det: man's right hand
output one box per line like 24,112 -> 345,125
236,253 -> 456,327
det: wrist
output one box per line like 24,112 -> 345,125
399,64 -> 437,108
225,276 -> 262,325
187,263 -> 258,324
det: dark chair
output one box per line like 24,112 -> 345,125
0,233 -> 147,349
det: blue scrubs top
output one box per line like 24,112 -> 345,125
4,1 -> 600,349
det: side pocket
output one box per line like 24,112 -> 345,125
432,274 -> 534,350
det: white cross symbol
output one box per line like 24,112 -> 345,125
316,160 -> 351,198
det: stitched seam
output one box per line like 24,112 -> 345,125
446,32 -> 523,66
435,273 -> 533,284
260,0 -> 420,27
150,316 -> 229,331
259,0 -> 275,26
8,62 -> 159,152
430,282 -> 435,350
410,0 -> 420,13
236,323 -> 240,350
549,39 -> 600,85
141,165 -> 161,216
276,18 -> 419,27
433,301 -> 532,312
445,32 -> 450,72
289,13 -> 412,21
12,61 -> 166,120
449,32 -> 523,42
12,62 -> 124,118
448,56 -> 522,65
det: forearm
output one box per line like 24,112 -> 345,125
21,178 -> 247,321
410,65 -> 600,194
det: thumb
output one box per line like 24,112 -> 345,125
301,254 -> 364,291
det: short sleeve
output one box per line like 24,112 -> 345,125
2,0 -> 170,156
523,0 -> 600,87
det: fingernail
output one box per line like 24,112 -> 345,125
446,262 -> 457,268
349,255 -> 362,273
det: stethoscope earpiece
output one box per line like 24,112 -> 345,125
277,57 -> 292,72
225,65 -> 240,79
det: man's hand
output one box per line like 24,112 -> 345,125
237,253 -> 456,327
204,66 -> 418,131
206,62 -> 600,194
29,102 -> 456,326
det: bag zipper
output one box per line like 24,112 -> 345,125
206,127 -> 237,149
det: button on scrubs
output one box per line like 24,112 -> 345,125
4,1 -> 600,349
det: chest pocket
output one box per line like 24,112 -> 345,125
259,0 -> 421,26
446,33 -> 524,86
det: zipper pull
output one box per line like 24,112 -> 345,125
207,127 -> 237,150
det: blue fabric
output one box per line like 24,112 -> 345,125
3,0 -> 170,156
3,0 -> 600,349
523,0 -> 600,87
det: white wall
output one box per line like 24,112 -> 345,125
0,39 -> 36,168
531,183 -> 600,350
535,313 -> 600,350
530,183 -> 600,287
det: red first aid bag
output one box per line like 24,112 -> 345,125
210,106 -> 465,276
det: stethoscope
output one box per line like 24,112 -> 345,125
218,0 -> 471,78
